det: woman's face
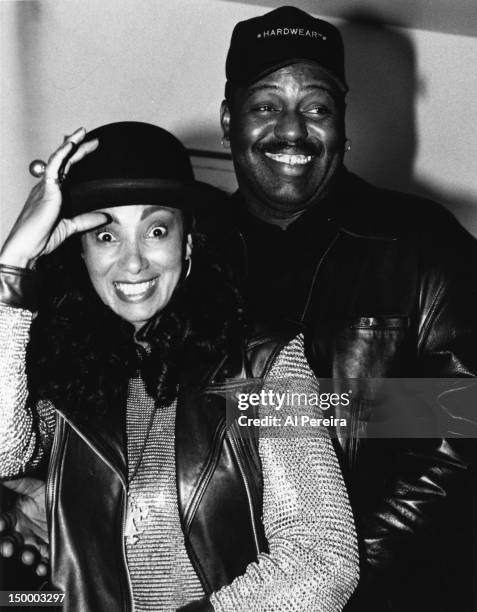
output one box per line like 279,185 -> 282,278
81,204 -> 191,331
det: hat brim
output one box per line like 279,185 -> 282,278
63,178 -> 224,217
246,58 -> 348,93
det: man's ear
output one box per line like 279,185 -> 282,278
220,99 -> 231,140
185,233 -> 193,261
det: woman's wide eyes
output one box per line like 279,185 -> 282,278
96,231 -> 116,243
148,225 -> 168,238
93,225 -> 168,243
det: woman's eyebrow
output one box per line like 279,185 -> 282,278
140,206 -> 175,221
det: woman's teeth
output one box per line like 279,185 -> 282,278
264,152 -> 313,165
114,278 -> 157,296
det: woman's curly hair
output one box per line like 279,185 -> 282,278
26,222 -> 244,418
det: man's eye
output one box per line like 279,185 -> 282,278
306,105 -> 330,116
252,104 -> 278,113
148,225 -> 168,238
96,231 -> 116,243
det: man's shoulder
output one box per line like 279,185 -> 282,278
337,171 -> 469,243
245,320 -> 304,380
210,320 -> 303,384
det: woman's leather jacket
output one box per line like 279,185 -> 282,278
44,326 -> 295,611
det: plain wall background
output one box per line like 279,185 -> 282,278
1,0 -> 477,241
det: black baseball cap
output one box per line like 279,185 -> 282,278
225,6 -> 347,92
61,122 -> 222,217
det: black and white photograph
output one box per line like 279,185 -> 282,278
1,1 -> 477,611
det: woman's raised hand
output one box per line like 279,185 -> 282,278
0,128 -> 109,269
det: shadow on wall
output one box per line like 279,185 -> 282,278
340,9 -> 477,235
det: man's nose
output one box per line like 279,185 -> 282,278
274,109 -> 308,143
121,242 -> 148,274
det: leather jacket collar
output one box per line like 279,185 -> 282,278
227,167 -> 459,243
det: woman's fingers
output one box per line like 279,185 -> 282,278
62,138 -> 99,175
42,212 -> 109,255
0,128 -> 103,265
60,212 -> 111,240
70,211 -> 110,233
42,131 -> 98,205
44,127 -> 94,184
46,127 -> 86,179
1,127 -> 104,266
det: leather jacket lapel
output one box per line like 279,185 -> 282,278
55,398 -> 127,485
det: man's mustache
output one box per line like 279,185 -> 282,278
259,140 -> 321,156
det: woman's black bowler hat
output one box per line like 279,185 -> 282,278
61,121 -> 223,217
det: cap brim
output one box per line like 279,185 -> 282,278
247,58 -> 348,93
63,178 -> 224,216
234,57 -> 349,94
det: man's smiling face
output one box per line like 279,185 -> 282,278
222,61 -> 346,219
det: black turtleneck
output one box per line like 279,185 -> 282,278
228,185 -> 340,323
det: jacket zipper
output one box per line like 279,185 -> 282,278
227,430 -> 260,556
298,231 -> 361,469
53,412 -> 135,612
46,414 -> 64,536
300,232 -> 340,322
120,489 -> 134,612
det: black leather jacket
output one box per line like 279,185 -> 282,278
45,325 -> 294,612
206,169 -> 477,611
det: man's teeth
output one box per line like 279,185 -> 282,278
264,153 -> 313,165
114,278 -> 156,296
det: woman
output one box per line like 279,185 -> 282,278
0,122 -> 358,611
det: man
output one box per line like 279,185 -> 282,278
217,6 -> 477,611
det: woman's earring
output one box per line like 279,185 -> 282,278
185,258 -> 192,279
221,135 -> 230,149
345,138 -> 352,153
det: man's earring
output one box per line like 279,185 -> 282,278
345,138 -> 352,153
185,258 -> 192,279
221,135 -> 230,149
